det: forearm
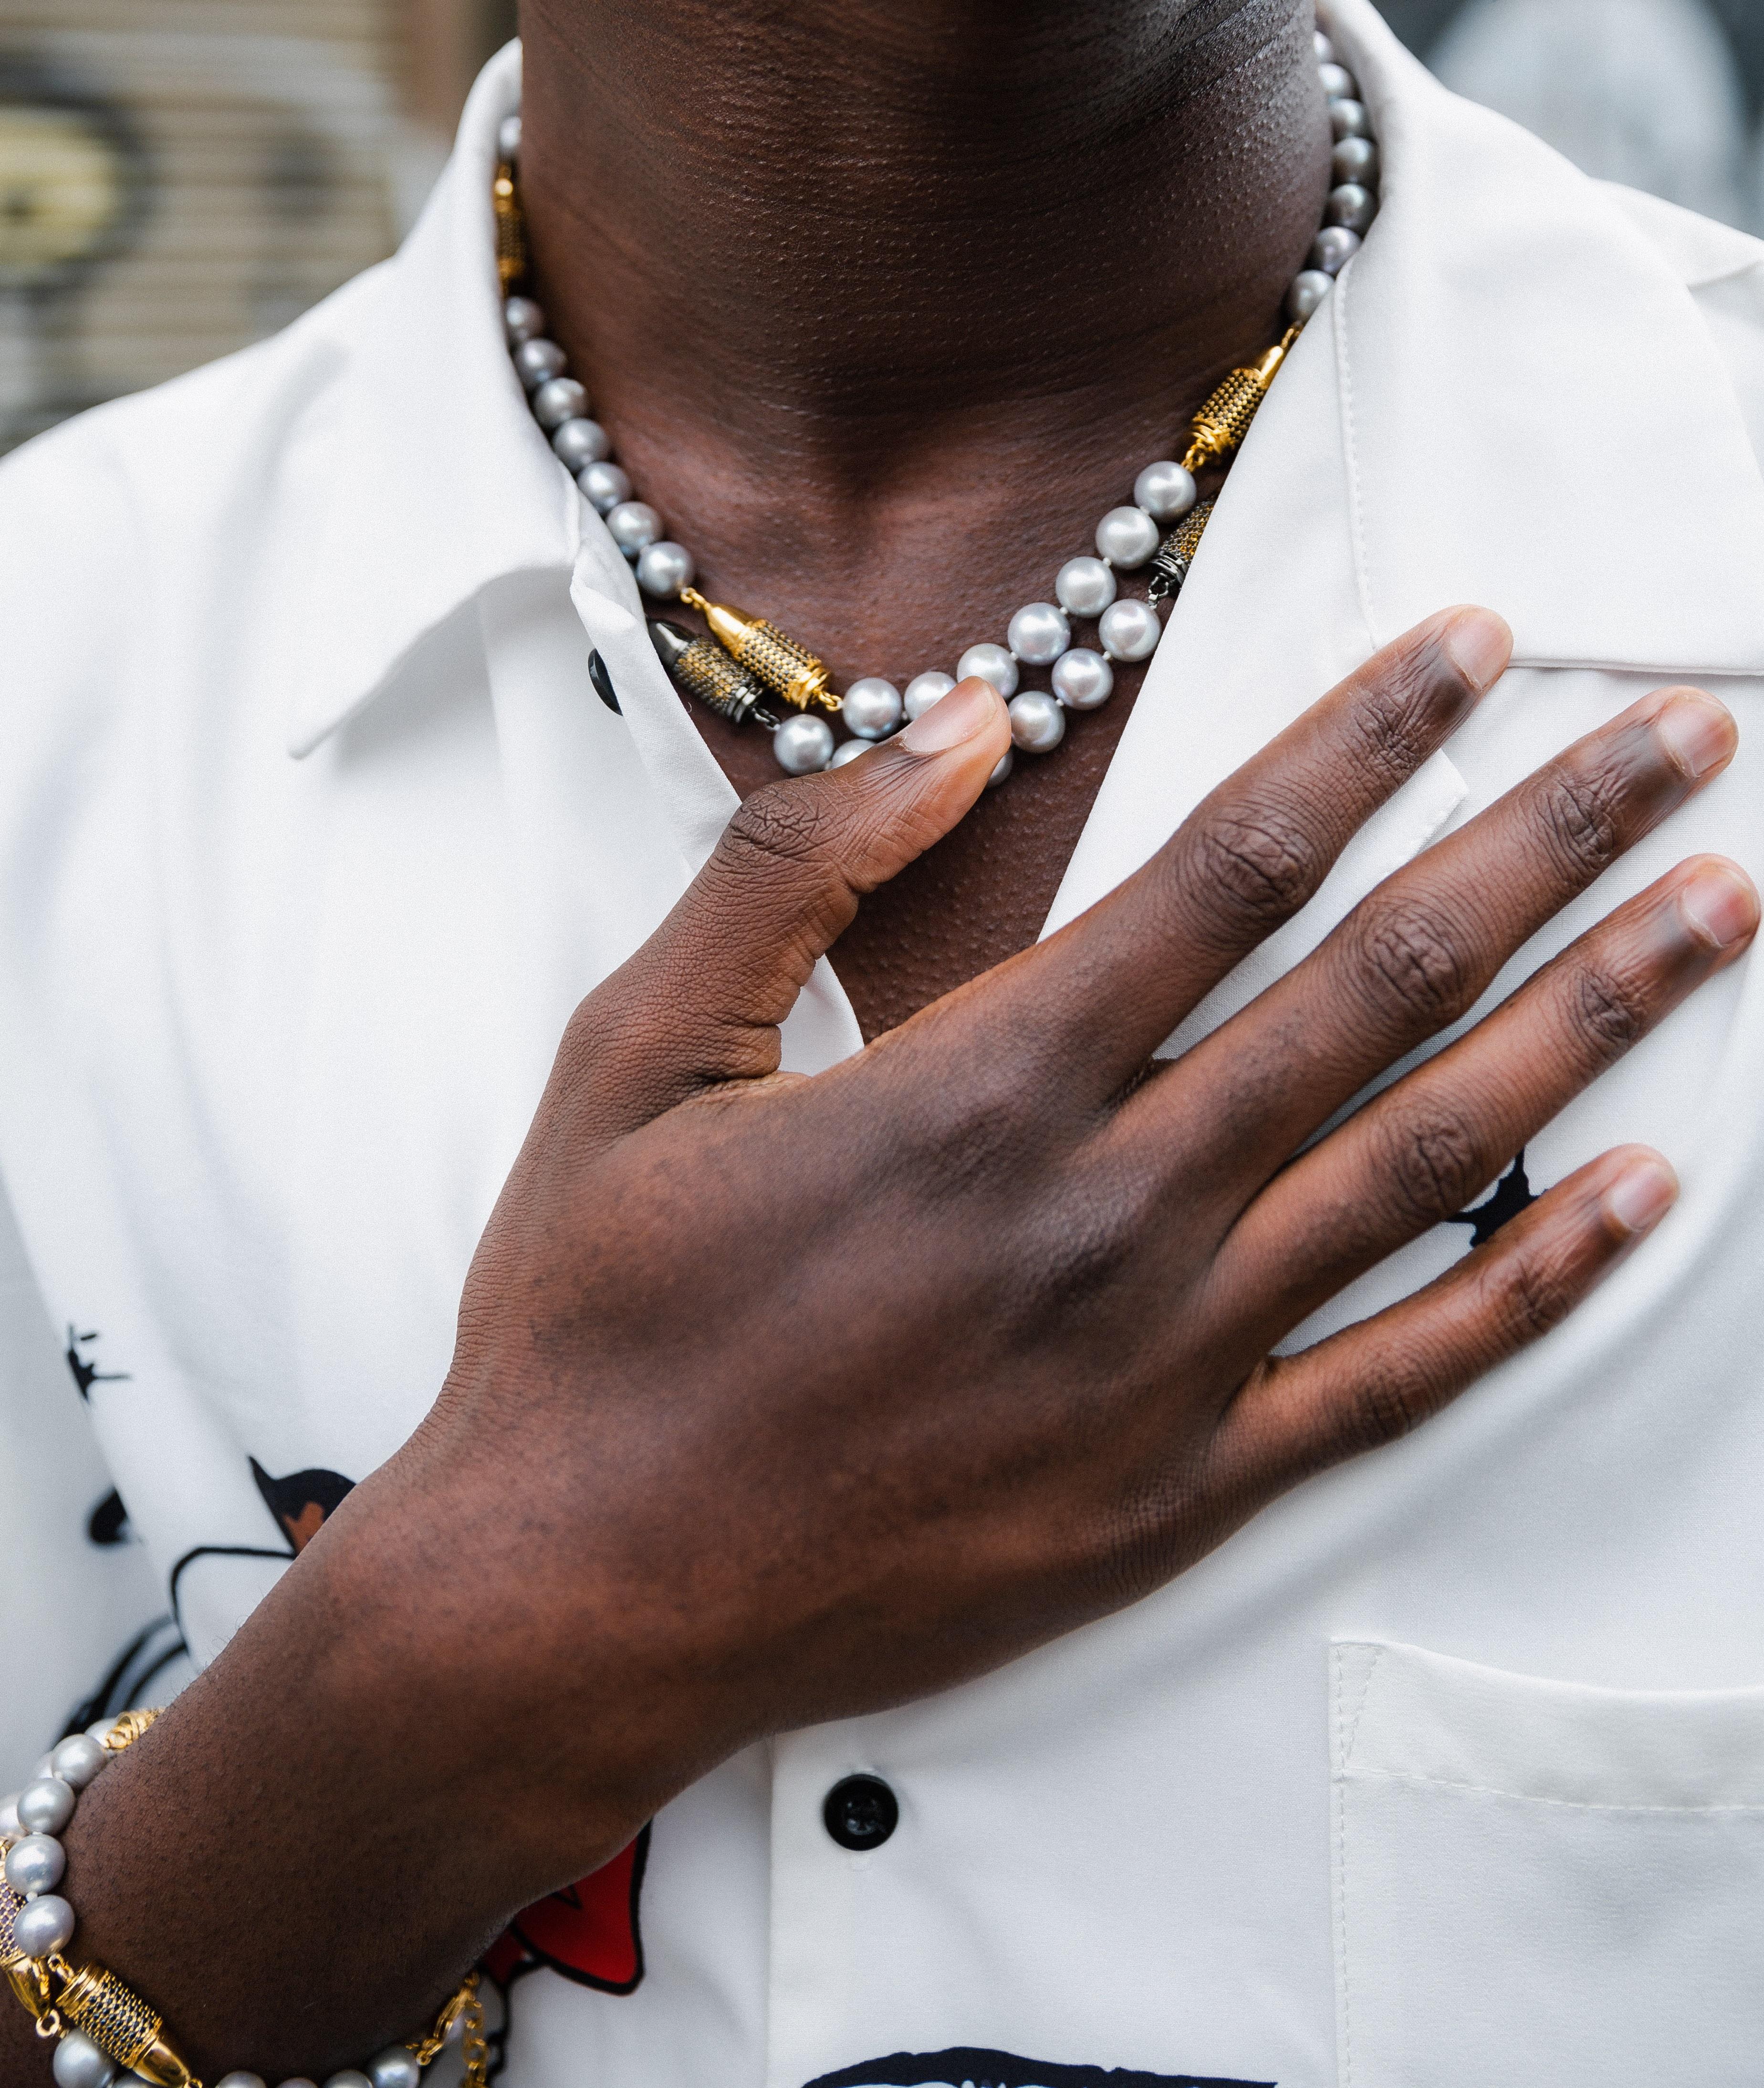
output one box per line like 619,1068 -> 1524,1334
4,1455 -> 649,2081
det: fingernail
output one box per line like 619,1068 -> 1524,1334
1605,1157 -> 1677,1238
1439,609 -> 1512,695
1652,693 -> 1735,781
899,675 -> 999,754
1678,863 -> 1760,950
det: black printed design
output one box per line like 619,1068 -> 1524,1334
64,1325 -> 129,1399
87,1488 -> 130,1545
1448,1151 -> 1539,1248
250,1458 -> 356,1553
805,2054 -> 1270,2088
61,1614 -> 186,1741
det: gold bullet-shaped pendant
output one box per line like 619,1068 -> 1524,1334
1181,327 -> 1300,472
680,588 -> 839,713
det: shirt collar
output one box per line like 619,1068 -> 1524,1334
1326,0 -> 1764,675
288,8 -> 1764,759
284,41 -> 579,758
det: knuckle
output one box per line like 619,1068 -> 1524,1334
720,781 -> 839,878
1346,652 -> 1448,785
1338,1362 -> 1427,1456
1184,800 -> 1325,936
1539,759 -> 1624,879
1487,1241 -> 1571,1342
1356,901 -> 1474,1028
1379,1105 -> 1485,1227
1568,958 -> 1649,1057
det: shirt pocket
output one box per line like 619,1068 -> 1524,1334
1331,1638 -> 1764,2087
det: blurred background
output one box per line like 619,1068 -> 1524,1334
1,0 -> 1762,453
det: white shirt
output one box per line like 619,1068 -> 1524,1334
5,3 -> 1764,2082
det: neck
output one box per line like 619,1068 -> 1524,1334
517,0 -> 1329,673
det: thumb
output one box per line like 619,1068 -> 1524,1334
561,675 -> 1011,1130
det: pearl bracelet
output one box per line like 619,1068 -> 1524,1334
0,1715 -> 486,2088
493,22 -> 1380,779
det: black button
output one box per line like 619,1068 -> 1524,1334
823,1773 -> 898,1851
588,649 -> 622,714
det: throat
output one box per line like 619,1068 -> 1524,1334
517,0 -> 1333,1035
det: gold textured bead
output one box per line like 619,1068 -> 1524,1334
679,590 -> 838,713
1180,330 -> 1298,472
55,1961 -> 165,2069
493,163 -> 526,291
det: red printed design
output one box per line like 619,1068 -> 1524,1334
482,1827 -> 650,1994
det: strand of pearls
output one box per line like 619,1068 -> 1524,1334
501,24 -> 1376,777
0,1723 -> 463,2088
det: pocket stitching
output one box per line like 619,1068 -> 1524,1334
1344,1767 -> 1764,1815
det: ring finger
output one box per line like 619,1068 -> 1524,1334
1216,852 -> 1759,1337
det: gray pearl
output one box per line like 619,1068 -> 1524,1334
1318,62 -> 1357,102
902,671 -> 955,721
1311,225 -> 1361,276
276,2080 -> 319,2088
497,114 -> 522,162
216,2076 -> 269,2088
986,749 -> 1013,788
956,643 -> 1018,699
1287,269 -> 1336,321
17,1777 -> 75,1836
6,1833 -> 65,1895
1099,597 -> 1162,662
51,2031 -> 115,2088
605,502 -> 663,557
1052,648 -> 1114,711
12,1891 -> 74,1957
531,377 -> 588,431
1332,135 -> 1378,185
1054,556 -> 1116,618
577,461 -> 632,515
1007,602 -> 1070,667
50,1736 -> 107,1791
512,338 -> 567,391
840,677 -> 904,739
503,296 -> 545,346
829,738 -> 870,767
324,2074 -> 373,2088
772,714 -> 835,775
1132,461 -> 1197,523
551,418 -> 610,471
366,2054 -> 421,2088
1330,97 -> 1370,140
1326,183 -> 1377,235
0,1794 -> 20,1838
1314,29 -> 1335,63
636,541 -> 695,599
1095,505 -> 1159,569
1008,690 -> 1066,754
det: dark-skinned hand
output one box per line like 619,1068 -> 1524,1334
41,606 -> 1754,2080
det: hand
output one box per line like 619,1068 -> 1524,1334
416,602 -> 1749,1833
52,607 -> 1752,2077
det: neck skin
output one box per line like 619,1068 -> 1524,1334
519,0 -> 1329,671
518,0 -> 1332,1042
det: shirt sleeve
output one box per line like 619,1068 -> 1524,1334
0,1171 -> 172,1790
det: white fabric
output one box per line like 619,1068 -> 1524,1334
3,0 -> 1764,2080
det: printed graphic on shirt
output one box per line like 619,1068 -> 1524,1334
804,2054 -> 1271,2088
64,1324 -> 129,1398
62,1614 -> 187,1740
167,1456 -> 360,1641
250,1456 -> 357,1553
481,1826 -> 650,1997
1448,1150 -> 1539,1248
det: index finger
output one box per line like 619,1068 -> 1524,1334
971,607 -> 1512,1098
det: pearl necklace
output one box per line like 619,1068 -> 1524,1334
495,26 -> 1378,782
